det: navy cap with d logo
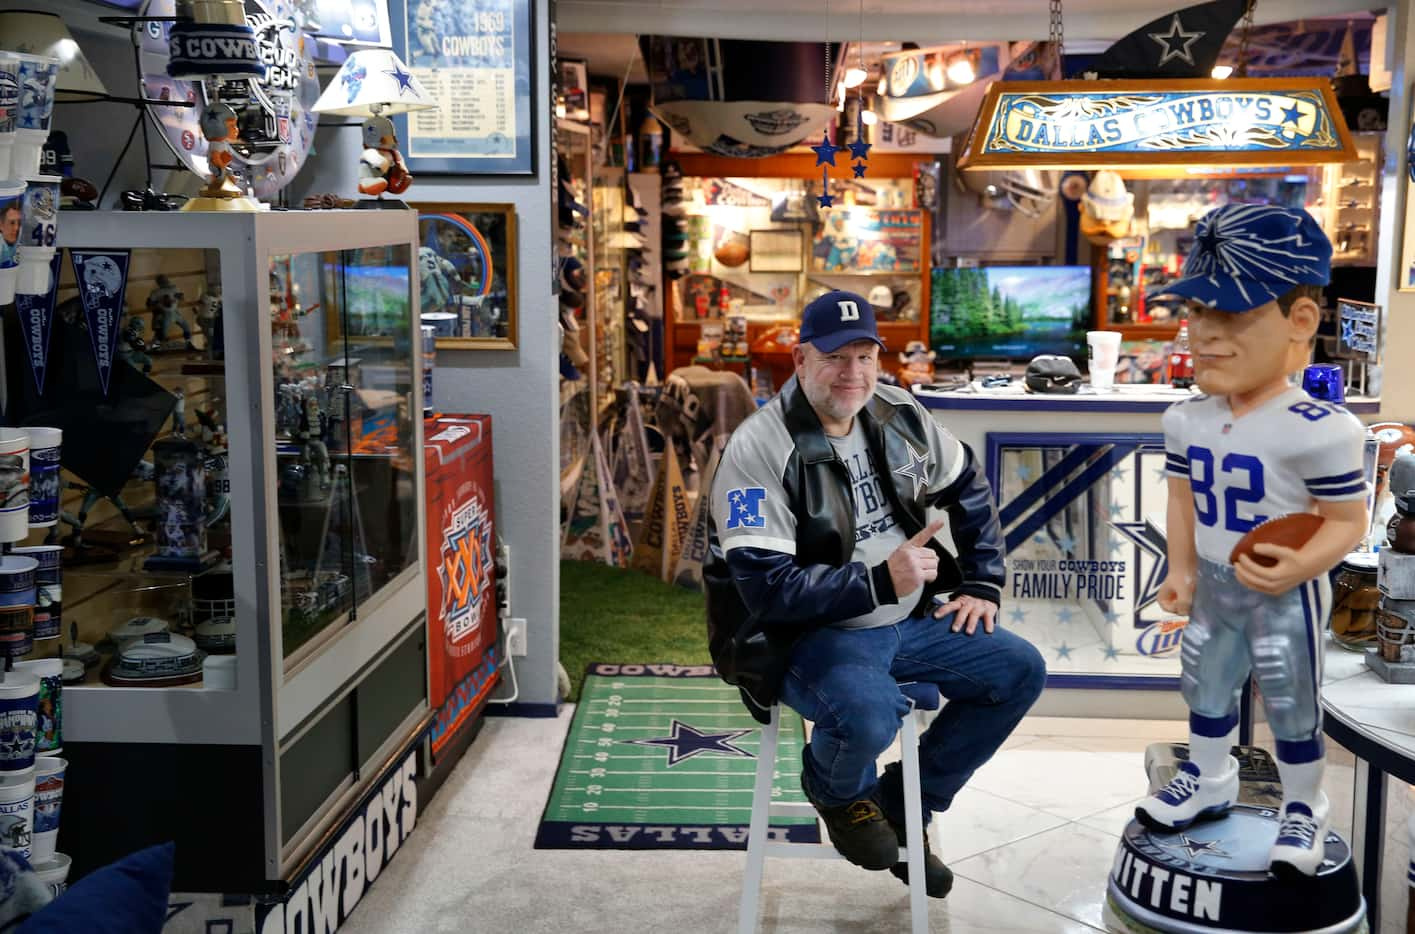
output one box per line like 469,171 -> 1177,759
1147,204 -> 1331,312
799,289 -> 887,352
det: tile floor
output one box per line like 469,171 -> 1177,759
340,710 -> 1407,934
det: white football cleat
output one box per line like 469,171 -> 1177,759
1269,793 -> 1329,878
1135,757 -> 1239,832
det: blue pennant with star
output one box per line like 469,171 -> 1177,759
621,719 -> 755,767
1110,517 -> 1169,611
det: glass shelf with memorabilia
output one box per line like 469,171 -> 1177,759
592,167 -> 628,419
51,211 -> 428,893
1313,132 -> 1381,267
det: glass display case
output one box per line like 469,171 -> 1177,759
53,211 -> 428,893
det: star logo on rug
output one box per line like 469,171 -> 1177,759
1158,832 -> 1229,859
622,719 -> 755,766
1110,517 -> 1168,610
894,442 -> 930,498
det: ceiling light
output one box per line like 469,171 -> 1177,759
861,109 -> 878,126
877,74 -> 888,96
928,62 -> 945,91
1211,65 -> 1233,79
842,66 -> 868,89
947,56 -> 975,85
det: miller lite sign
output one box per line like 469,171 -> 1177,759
424,415 -> 499,760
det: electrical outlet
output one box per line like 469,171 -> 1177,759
506,618 -> 528,656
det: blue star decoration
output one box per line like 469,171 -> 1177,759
1055,643 -> 1073,660
1102,645 -> 1122,662
848,137 -> 872,161
1108,537 -> 1128,557
893,442 -> 930,498
1341,319 -> 1357,344
1148,14 -> 1204,68
852,162 -> 867,178
817,167 -> 835,209
1056,606 -> 1075,625
1015,463 -> 1035,482
1157,832 -> 1230,860
1057,532 -> 1077,554
1108,501 -> 1127,519
1282,104 -> 1304,126
622,719 -> 756,767
725,487 -> 766,530
812,131 -> 841,167
1111,517 -> 1169,610
386,64 -> 416,95
1102,608 -> 1121,626
1010,605 -> 1027,625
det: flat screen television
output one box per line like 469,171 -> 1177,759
929,265 -> 1092,362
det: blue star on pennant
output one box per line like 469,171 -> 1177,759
893,442 -> 930,498
1148,14 -> 1204,67
852,162 -> 867,178
622,719 -> 755,767
848,138 -> 871,161
386,65 -> 416,95
1111,517 -> 1169,610
812,131 -> 841,166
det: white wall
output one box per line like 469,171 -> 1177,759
1376,0 -> 1415,423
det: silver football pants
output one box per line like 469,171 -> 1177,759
1180,559 -> 1330,744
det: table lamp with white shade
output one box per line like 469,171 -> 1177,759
311,49 -> 436,209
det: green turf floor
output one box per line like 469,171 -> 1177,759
558,560 -> 712,703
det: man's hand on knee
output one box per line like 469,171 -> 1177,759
933,593 -> 998,635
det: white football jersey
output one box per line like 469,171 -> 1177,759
1163,386 -> 1368,565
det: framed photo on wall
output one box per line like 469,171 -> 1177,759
414,204 -> 519,349
749,229 -> 804,273
389,0 -> 536,175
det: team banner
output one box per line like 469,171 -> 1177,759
563,431 -> 632,567
14,252 -> 62,396
611,386 -> 656,527
69,249 -> 130,396
959,78 -> 1356,169
631,442 -> 688,581
673,438 -> 724,591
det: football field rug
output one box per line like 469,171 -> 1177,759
535,663 -> 823,850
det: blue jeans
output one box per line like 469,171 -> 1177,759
780,611 -> 1046,827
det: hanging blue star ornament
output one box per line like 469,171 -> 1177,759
817,167 -> 835,209
850,113 -> 871,178
811,130 -> 840,166
852,162 -> 867,178
848,137 -> 871,162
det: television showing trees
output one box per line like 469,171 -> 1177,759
930,266 -> 1092,361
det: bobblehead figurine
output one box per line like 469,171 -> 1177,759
358,115 -> 412,204
1137,205 -> 1368,877
182,102 -> 259,212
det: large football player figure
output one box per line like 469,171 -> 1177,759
1136,204 -> 1369,877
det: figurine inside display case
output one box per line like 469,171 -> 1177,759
146,275 -> 195,351
196,283 -> 224,359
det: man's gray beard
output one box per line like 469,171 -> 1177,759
801,377 -> 869,426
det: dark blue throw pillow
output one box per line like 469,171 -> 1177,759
19,843 -> 174,934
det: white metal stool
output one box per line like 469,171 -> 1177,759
738,681 -> 942,934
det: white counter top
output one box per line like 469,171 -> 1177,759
914,382 -> 1381,415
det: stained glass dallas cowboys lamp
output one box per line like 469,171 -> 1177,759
311,49 -> 436,209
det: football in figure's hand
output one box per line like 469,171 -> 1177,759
1228,513 -> 1326,568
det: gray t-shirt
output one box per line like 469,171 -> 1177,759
827,423 -> 922,629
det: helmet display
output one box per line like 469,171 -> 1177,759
956,158 -> 1058,218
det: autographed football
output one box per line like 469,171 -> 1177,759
1228,513 -> 1325,568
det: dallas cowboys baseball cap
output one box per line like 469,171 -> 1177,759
1148,204 -> 1331,312
799,289 -> 886,352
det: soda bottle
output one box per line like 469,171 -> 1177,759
1166,319 -> 1194,389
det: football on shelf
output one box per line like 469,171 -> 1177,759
1228,513 -> 1325,568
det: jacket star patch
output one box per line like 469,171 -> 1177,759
893,442 -> 930,498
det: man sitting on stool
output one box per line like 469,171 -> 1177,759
705,290 -> 1046,898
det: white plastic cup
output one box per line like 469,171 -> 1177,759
24,428 -> 61,528
203,653 -> 236,690
0,674 -> 38,773
1087,330 -> 1122,393
11,55 -> 58,179
16,176 -> 59,297
0,428 -> 30,543
32,852 -> 68,898
16,658 -> 62,754
30,756 -> 63,863
421,311 -> 458,337
0,55 -> 18,180
0,179 -> 23,306
0,766 -> 34,857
